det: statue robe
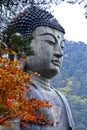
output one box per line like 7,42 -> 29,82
21,76 -> 75,130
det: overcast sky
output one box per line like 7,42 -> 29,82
51,2 -> 87,44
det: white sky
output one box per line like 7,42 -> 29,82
51,2 -> 87,44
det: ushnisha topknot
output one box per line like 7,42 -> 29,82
9,7 -> 65,40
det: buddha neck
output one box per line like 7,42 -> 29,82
30,74 -> 51,90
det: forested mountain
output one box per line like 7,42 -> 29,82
51,40 -> 87,130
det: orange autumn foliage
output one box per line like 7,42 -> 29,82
0,55 -> 52,127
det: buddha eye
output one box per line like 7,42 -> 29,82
45,40 -> 56,46
40,34 -> 56,46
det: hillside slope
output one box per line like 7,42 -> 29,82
51,40 -> 87,130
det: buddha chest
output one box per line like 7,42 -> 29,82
23,84 -> 69,130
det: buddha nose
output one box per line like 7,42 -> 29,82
54,45 -> 63,58
54,51 -> 63,58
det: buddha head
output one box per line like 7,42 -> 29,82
9,7 -> 65,79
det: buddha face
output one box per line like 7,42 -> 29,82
25,26 -> 64,79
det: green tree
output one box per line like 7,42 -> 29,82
1,27 -> 34,59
